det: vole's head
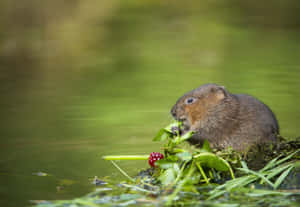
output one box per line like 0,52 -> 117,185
171,84 -> 228,132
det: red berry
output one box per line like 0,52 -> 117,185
148,152 -> 164,167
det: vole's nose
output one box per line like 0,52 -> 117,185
171,106 -> 177,117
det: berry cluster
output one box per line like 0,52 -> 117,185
148,152 -> 164,167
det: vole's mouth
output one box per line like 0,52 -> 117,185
171,110 -> 191,135
177,116 -> 190,135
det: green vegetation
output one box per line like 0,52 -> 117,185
152,122 -> 235,185
33,122 -> 300,207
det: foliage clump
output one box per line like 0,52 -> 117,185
33,121 -> 300,207
152,122 -> 235,187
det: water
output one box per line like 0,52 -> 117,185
1,1 -> 300,206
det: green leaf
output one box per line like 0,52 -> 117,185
164,121 -> 182,133
158,168 -> 176,185
178,131 -> 194,143
155,160 -> 177,169
274,165 -> 294,189
261,149 -> 299,172
153,121 -> 183,141
176,151 -> 192,161
165,164 -> 195,205
246,189 -> 294,197
241,161 -> 249,170
207,190 -> 227,200
223,176 -> 256,190
185,170 -> 202,185
193,152 -> 231,172
173,163 -> 180,174
265,163 -> 293,180
153,128 -> 171,141
209,175 -> 257,199
237,167 -> 274,188
275,149 -> 300,166
201,140 -> 212,152
260,157 -> 279,172
165,155 -> 179,162
172,148 -> 186,153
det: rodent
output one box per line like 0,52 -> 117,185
171,83 -> 279,152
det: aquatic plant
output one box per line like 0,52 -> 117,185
33,122 -> 300,207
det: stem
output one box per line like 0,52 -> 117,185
110,160 -> 135,182
208,170 -> 214,180
195,162 -> 209,184
174,161 -> 188,184
229,166 -> 235,179
103,155 -> 149,160
166,163 -> 195,205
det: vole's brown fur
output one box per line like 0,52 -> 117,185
171,84 -> 279,152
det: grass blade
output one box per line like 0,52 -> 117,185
209,175 -> 256,195
207,190 -> 227,200
110,160 -> 135,182
237,168 -> 274,188
241,161 -> 249,170
174,161 -> 188,184
274,149 -> 299,166
166,164 -> 195,205
246,189 -> 295,197
274,165 -> 294,189
225,176 -> 257,190
266,163 -> 293,180
260,157 -> 279,172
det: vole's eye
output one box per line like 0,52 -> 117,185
185,97 -> 196,105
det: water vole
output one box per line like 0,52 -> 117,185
171,84 -> 279,152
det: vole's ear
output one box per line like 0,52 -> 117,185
211,86 -> 226,100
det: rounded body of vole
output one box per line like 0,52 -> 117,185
171,84 -> 279,152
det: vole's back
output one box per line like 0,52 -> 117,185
232,94 -> 279,150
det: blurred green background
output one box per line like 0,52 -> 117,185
1,0 -> 300,206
